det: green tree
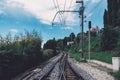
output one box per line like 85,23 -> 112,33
63,37 -> 67,48
69,32 -> 75,41
101,26 -> 119,51
104,9 -> 108,27
43,38 -> 57,54
56,39 -> 63,50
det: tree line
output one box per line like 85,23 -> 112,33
102,0 -> 120,51
0,30 -> 57,79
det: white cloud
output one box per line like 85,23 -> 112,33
0,10 -> 4,14
61,26 -> 73,30
6,0 -> 77,25
87,13 -> 93,18
10,29 -> 18,33
91,0 -> 101,3
84,0 -> 89,3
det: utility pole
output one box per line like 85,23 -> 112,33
76,0 -> 84,59
52,0 -> 85,60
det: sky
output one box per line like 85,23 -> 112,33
0,0 -> 107,46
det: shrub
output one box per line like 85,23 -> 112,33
110,70 -> 120,80
43,49 -> 54,60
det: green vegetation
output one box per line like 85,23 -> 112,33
88,52 -> 115,64
102,0 -> 120,51
1,0 -> 120,79
0,30 -> 58,80
43,49 -> 54,59
69,50 -> 115,64
69,50 -> 81,62
43,38 -> 57,55
65,0 -> 120,64
110,70 -> 120,80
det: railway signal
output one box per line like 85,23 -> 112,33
89,21 -> 91,29
88,21 -> 91,61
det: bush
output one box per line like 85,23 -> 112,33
0,30 -> 43,79
110,71 -> 120,80
43,49 -> 54,60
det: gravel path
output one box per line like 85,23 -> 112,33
71,59 -> 115,80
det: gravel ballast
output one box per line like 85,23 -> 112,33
70,58 -> 115,80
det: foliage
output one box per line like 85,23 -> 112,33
56,39 -> 63,51
104,9 -> 108,27
69,50 -> 114,64
88,52 -> 115,64
0,30 -> 44,79
63,37 -> 67,48
69,32 -> 75,41
89,37 -> 101,51
69,50 -> 81,62
74,33 -> 80,43
110,70 -> 120,80
43,49 -> 54,59
107,0 -> 120,27
43,38 -> 57,55
101,26 -> 119,51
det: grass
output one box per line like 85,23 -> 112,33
69,51 -> 115,64
88,52 -> 115,64
110,70 -> 120,80
69,51 -> 81,62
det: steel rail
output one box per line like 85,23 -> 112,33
59,53 -> 67,80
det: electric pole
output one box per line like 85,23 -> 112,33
52,0 -> 85,60
76,0 -> 84,59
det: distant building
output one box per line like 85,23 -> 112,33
67,41 -> 74,46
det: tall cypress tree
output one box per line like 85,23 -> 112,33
107,0 -> 120,27
104,9 -> 108,27
107,0 -> 113,26
102,0 -> 120,51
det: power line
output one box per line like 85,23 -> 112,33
62,0 -> 67,28
55,0 -> 65,26
52,0 -> 63,25
52,0 -> 75,27
56,0 -> 61,11
69,0 -> 74,9
64,0 -> 67,11
63,0 -> 74,28
87,0 -> 103,16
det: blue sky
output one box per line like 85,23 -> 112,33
0,0 -> 107,45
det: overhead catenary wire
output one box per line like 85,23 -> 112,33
52,0 -> 77,28
52,0 -> 63,25
64,0 -> 74,19
55,0 -> 66,26
56,0 -> 61,11
62,0 -> 67,28
62,0 -> 74,28
63,0 -> 67,11
83,0 -> 104,25
86,0 -> 103,18
56,0 -> 64,18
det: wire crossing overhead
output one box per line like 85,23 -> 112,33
52,0 -> 85,59
51,0 -> 76,27
52,10 -> 79,25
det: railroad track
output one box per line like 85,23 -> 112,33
41,53 -> 67,80
21,53 -> 85,80
64,62 -> 84,80
41,53 -> 84,80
